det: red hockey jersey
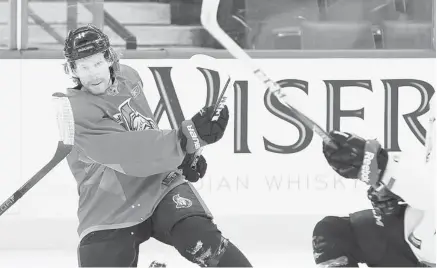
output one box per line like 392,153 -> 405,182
65,64 -> 186,240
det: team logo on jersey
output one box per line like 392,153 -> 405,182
130,82 -> 142,98
113,98 -> 157,131
106,79 -> 120,96
172,194 -> 192,209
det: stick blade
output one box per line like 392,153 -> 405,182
190,54 -> 234,84
52,93 -> 75,146
189,54 -> 219,71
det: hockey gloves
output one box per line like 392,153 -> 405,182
179,105 -> 229,154
367,186 -> 405,217
178,153 -> 207,183
323,130 -> 388,188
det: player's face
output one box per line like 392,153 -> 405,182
74,53 -> 112,95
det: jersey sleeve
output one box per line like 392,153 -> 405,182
381,154 -> 434,212
381,96 -> 435,212
70,96 -> 186,178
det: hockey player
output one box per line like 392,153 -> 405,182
312,96 -> 435,267
60,24 -> 252,267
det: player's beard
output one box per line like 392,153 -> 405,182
84,76 -> 111,95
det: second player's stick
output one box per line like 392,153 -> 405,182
189,54 -> 232,170
200,0 -> 337,149
0,93 -> 75,217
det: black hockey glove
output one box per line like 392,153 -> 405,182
178,153 -> 207,183
323,130 -> 388,187
179,105 -> 229,154
367,186 -> 405,217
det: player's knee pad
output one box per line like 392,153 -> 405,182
170,216 -> 229,267
312,216 -> 357,267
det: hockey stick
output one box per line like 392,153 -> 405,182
191,77 -> 231,169
189,54 -> 232,169
200,0 -> 337,149
0,93 -> 75,217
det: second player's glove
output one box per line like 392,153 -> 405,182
322,130 -> 389,188
178,105 -> 229,154
367,186 -> 405,217
178,153 -> 207,183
